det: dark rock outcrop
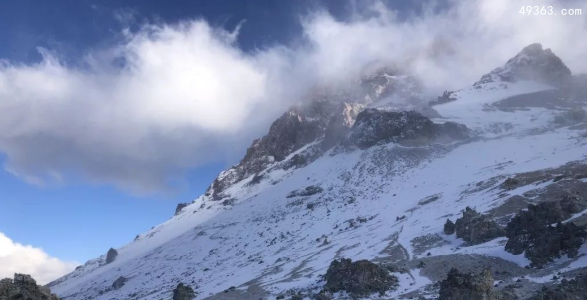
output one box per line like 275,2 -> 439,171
430,90 -> 457,106
324,258 -> 397,298
106,248 -> 118,264
112,276 -> 127,290
505,198 -> 587,267
0,274 -> 60,300
476,43 -> 572,87
438,268 -> 499,300
529,273 -> 587,299
286,185 -> 323,198
175,203 -> 188,215
454,207 -> 505,245
342,109 -> 469,149
172,283 -> 195,300
444,219 -> 456,235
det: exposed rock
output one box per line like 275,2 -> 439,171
175,203 -> 188,215
342,109 -> 469,149
438,268 -> 499,300
475,43 -> 572,87
173,283 -> 195,300
501,177 -> 520,190
455,207 -> 505,245
323,258 -> 398,298
206,100 -> 337,198
505,199 -> 587,267
444,219 -> 456,235
430,90 -> 457,106
286,185 -> 323,198
112,276 -> 127,290
0,274 -> 60,300
529,273 -> 587,299
322,102 -> 363,150
106,248 -> 118,264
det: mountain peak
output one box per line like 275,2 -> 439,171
475,43 -> 571,87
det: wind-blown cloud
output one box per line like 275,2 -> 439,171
0,232 -> 77,285
0,0 -> 585,194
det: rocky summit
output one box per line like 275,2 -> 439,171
0,274 -> 60,300
48,44 -> 587,300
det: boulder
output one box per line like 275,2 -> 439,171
172,283 -> 195,300
286,185 -> 323,198
323,258 -> 398,298
455,207 -> 505,245
444,219 -> 456,235
112,276 -> 127,290
438,268 -> 498,300
175,203 -> 188,215
106,248 -> 118,264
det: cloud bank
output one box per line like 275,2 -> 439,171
0,0 -> 585,194
0,232 -> 77,284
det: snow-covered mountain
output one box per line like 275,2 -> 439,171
49,44 -> 587,300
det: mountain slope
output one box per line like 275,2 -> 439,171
50,44 -> 587,300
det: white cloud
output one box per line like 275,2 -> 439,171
0,232 -> 77,285
0,0 -> 585,194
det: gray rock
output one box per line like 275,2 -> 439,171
505,198 -> 587,267
106,248 -> 118,264
439,268 -> 499,300
342,109 -> 469,149
112,276 -> 127,290
286,185 -> 323,198
444,219 -> 456,235
323,258 -> 398,299
175,203 -> 188,215
173,283 -> 195,300
455,207 -> 505,245
430,90 -> 457,106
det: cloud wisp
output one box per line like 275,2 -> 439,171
0,232 -> 77,284
0,0 -> 585,195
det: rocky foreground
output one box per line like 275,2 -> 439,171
0,274 -> 60,300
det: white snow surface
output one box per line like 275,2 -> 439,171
51,80 -> 587,300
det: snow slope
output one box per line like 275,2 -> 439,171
50,50 -> 587,300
